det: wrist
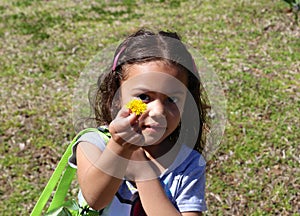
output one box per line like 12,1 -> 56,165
107,139 -> 138,159
92,145 -> 132,179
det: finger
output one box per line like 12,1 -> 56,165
116,106 -> 139,126
125,132 -> 145,146
109,118 -> 131,135
110,132 -> 144,147
116,106 -> 131,118
127,111 -> 139,126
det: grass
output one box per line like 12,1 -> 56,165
0,0 -> 299,215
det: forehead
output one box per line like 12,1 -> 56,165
122,61 -> 188,93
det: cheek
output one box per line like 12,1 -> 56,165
119,87 -> 131,106
167,107 -> 181,127
169,98 -> 186,118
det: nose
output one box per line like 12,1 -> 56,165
148,99 -> 165,117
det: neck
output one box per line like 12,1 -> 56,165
143,138 -> 173,157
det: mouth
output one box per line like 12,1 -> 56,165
140,122 -> 168,144
141,124 -> 166,132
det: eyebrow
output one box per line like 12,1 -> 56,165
131,87 -> 186,96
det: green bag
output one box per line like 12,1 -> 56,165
30,127 -> 110,216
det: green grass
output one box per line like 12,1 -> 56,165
1,0 -> 299,215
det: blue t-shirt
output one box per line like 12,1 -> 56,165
69,131 -> 207,214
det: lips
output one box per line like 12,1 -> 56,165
140,122 -> 167,145
141,123 -> 166,132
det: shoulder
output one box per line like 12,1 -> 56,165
162,145 -> 206,192
77,131 -> 106,149
68,127 -> 110,167
163,147 -> 207,212
173,145 -> 206,176
76,127 -> 110,149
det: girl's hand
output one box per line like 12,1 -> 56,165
109,107 -> 145,150
130,147 -> 149,161
125,148 -> 161,181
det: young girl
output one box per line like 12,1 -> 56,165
69,29 -> 209,215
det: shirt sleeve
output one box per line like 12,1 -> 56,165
68,131 -> 107,168
175,154 -> 207,212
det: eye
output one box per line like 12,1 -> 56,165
137,94 -> 150,102
167,96 -> 179,104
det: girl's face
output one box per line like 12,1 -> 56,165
120,60 -> 188,145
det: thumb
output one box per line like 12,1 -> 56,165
127,111 -> 139,126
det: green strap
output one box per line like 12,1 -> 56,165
47,164 -> 76,212
30,127 -> 110,216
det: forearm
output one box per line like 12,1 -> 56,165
77,141 -> 133,210
136,179 -> 181,216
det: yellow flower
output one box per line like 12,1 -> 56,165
126,98 -> 147,115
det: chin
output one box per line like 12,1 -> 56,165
143,134 -> 164,146
143,133 -> 171,146
143,137 -> 161,146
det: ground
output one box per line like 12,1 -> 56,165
0,0 -> 299,215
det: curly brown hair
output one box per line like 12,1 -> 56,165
90,29 -> 209,154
